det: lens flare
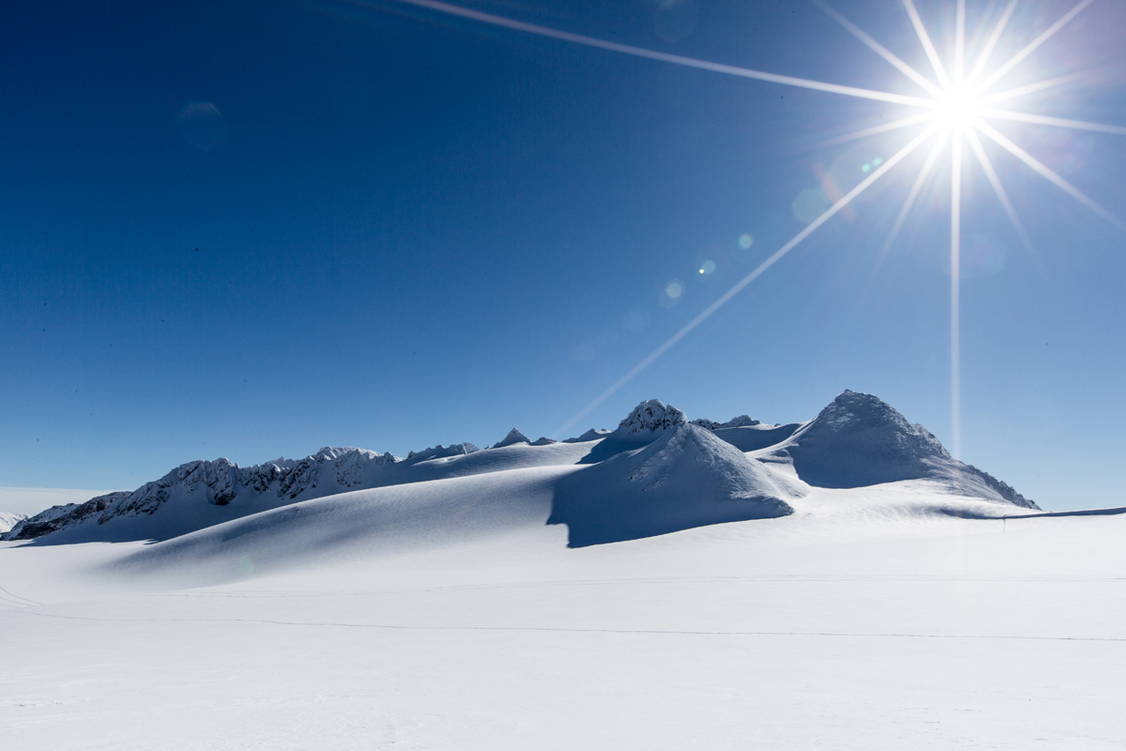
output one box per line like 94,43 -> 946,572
369,0 -> 1126,447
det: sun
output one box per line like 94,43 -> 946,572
366,0 -> 1126,448
931,83 -> 986,132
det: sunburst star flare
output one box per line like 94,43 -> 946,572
362,0 -> 1124,449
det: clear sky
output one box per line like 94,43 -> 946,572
3,0 -> 1124,511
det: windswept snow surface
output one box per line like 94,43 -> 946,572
2,472 -> 1125,750
7,391 -> 1109,749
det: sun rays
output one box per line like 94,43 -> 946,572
368,0 -> 1123,446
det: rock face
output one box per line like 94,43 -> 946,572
491,429 -> 530,449
578,399 -> 689,464
610,399 -> 687,443
782,390 -> 1036,508
0,511 -> 28,534
692,415 -> 761,430
549,424 -> 794,547
5,388 -> 1037,544
405,443 -> 479,462
563,428 -> 611,443
3,447 -> 398,542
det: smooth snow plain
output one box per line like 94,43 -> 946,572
3,450 -> 1125,750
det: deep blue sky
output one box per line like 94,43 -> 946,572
3,0 -> 1124,510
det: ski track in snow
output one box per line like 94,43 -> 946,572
8,603 -> 1126,644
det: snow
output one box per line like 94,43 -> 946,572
3,474 -> 1124,750
7,391 -> 1107,749
608,398 -> 686,443
4,440 -> 598,544
491,428 -> 530,448
405,442 -> 480,462
692,414 -> 761,429
0,511 -> 26,534
549,424 -> 793,546
564,428 -> 611,443
768,390 -> 1036,507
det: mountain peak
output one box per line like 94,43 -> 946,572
492,428 -> 530,449
550,423 -> 793,546
406,443 -> 480,462
785,390 -> 949,488
564,428 -> 611,443
782,390 -> 1035,507
692,414 -> 761,430
610,399 -> 686,443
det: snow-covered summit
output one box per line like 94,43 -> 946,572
406,443 -> 480,462
0,511 -> 27,534
3,388 -> 1037,544
563,428 -> 611,443
609,399 -> 687,443
550,423 -> 793,546
491,428 -> 530,449
3,446 -> 399,542
692,415 -> 761,430
780,390 -> 1035,508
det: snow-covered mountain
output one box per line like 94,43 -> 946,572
0,511 -> 26,534
3,390 -> 1037,545
2,439 -> 598,544
766,390 -> 1035,507
491,428 -> 530,448
549,423 -> 793,546
609,399 -> 687,443
405,443 -> 480,461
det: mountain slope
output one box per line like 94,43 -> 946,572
771,390 -> 1036,508
4,441 -> 597,544
549,424 -> 794,546
0,511 -> 26,534
4,390 -> 1036,544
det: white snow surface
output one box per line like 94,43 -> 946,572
8,392 -> 1109,749
548,424 -> 793,546
3,464 -> 1124,750
2,391 -> 1039,546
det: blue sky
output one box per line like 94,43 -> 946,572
3,0 -> 1124,510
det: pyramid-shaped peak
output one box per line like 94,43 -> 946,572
549,423 -> 793,546
492,428 -> 530,449
611,399 -> 686,442
563,428 -> 611,443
